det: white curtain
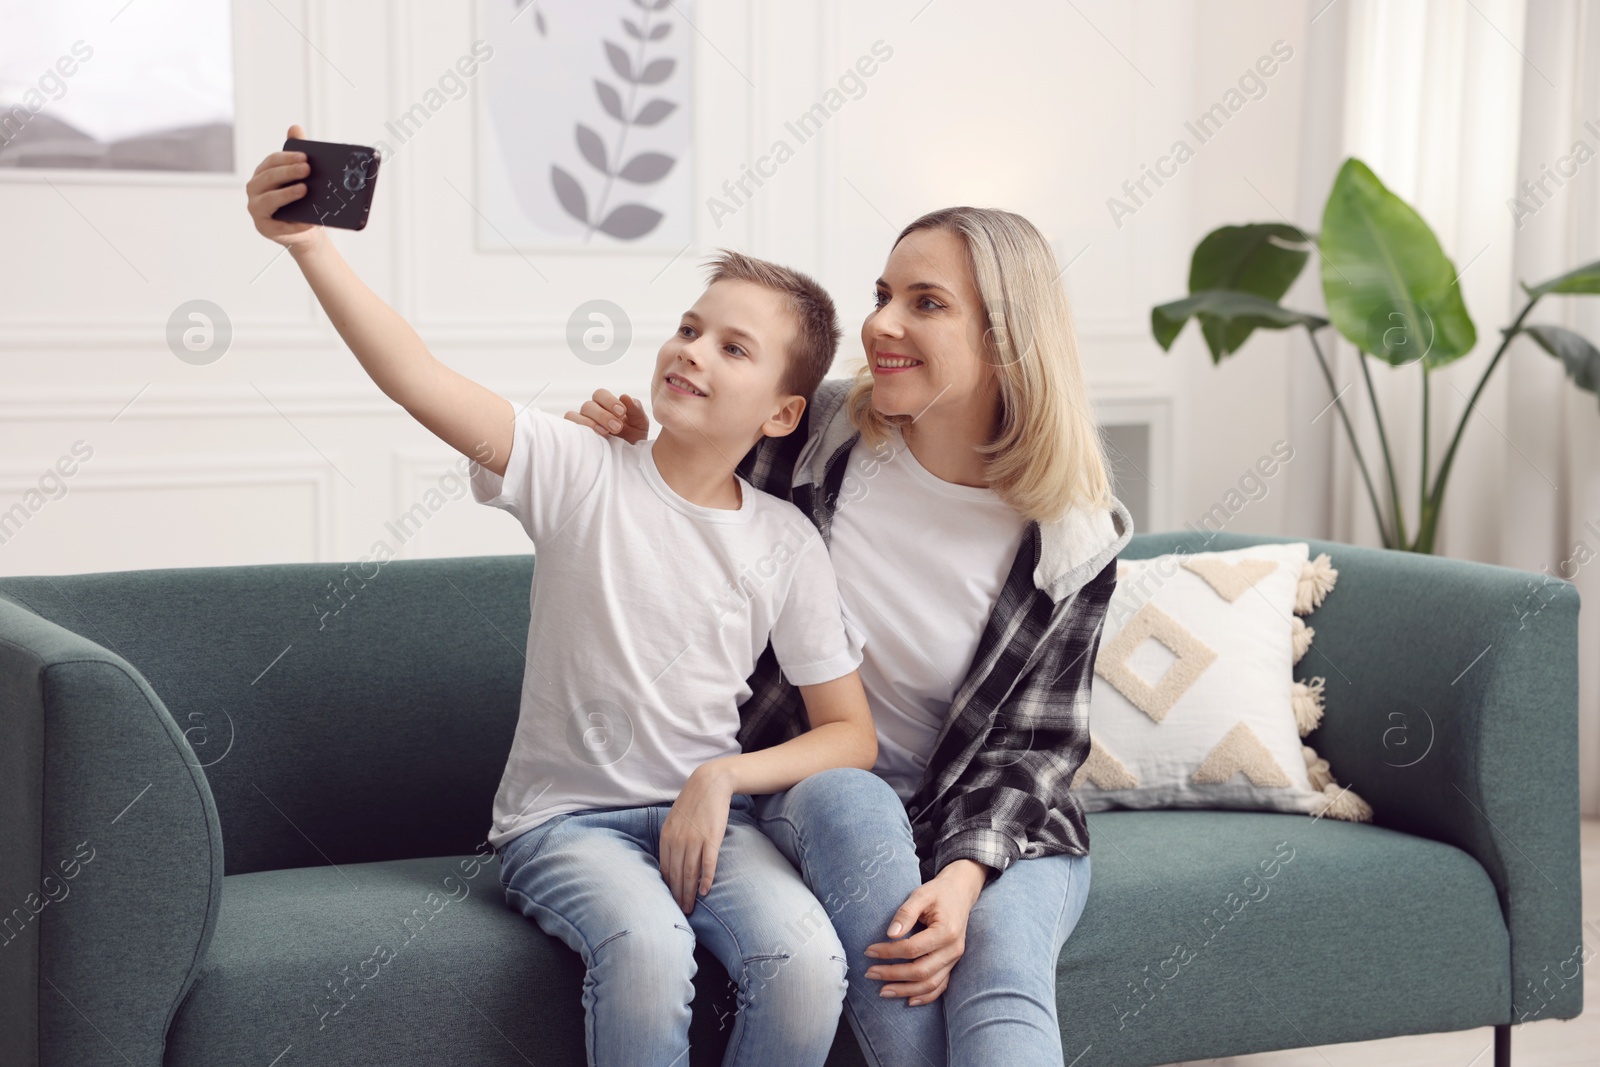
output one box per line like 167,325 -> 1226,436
1295,0 -> 1598,815
1505,0 -> 1600,818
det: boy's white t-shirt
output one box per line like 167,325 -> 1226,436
470,405 -> 861,849
828,424 -> 1030,801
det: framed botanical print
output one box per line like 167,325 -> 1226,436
477,0 -> 693,251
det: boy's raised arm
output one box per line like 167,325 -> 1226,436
247,123 -> 515,476
289,237 -> 515,475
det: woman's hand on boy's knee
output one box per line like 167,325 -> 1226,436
245,123 -> 325,254
862,865 -> 985,1007
659,764 -> 736,913
564,389 -> 650,444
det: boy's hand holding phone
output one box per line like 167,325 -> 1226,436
246,123 -> 325,255
247,122 -> 382,251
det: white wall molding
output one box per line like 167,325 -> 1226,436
0,452 -> 339,560
0,382 -> 595,422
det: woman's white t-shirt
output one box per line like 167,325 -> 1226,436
828,424 -> 1030,801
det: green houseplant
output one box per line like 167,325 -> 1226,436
1152,157 -> 1600,553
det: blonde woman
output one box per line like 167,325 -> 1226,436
568,206 -> 1132,1067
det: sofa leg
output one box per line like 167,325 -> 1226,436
1495,1024 -> 1511,1067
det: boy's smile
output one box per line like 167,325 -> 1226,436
662,372 -> 707,397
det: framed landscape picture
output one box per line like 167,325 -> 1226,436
0,0 -> 235,177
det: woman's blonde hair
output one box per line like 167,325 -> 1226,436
846,205 -> 1115,523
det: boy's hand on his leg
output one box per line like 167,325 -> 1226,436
246,123 -> 325,254
564,389 -> 650,445
659,762 -> 735,912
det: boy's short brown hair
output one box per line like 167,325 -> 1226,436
703,249 -> 840,403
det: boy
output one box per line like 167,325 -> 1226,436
247,126 -> 876,1067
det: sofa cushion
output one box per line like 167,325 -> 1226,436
163,854 -> 863,1067
1060,809 -> 1510,1066
163,809 -> 1509,1067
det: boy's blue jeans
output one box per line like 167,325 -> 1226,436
751,767 -> 1093,1067
496,794 -> 849,1067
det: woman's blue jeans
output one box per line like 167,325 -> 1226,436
496,794 -> 849,1067
751,768 -> 1092,1067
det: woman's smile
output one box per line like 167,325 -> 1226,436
872,351 -> 923,374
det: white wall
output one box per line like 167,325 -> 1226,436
0,0 -> 1315,576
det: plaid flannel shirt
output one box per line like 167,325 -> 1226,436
735,378 -> 1134,883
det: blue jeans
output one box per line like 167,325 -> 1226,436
752,768 -> 1092,1067
497,794 -> 849,1067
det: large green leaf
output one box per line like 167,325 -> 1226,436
1522,259 -> 1600,299
1319,158 -> 1476,368
1520,324 -> 1600,409
1152,290 -> 1328,361
1188,223 -> 1314,357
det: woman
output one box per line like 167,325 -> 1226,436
567,206 -> 1132,1067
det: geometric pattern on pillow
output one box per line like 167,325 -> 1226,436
1079,736 -> 1139,790
1182,556 -> 1279,601
1192,721 -> 1294,786
1093,602 -> 1217,723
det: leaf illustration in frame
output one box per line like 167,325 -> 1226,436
632,99 -> 677,126
623,18 -> 644,39
597,203 -> 664,239
594,81 -> 625,122
604,41 -> 634,82
637,57 -> 675,85
514,0 -> 546,35
576,124 -> 610,175
648,22 -> 670,39
550,165 -> 589,225
618,152 -> 675,183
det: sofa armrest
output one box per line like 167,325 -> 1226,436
0,592 -> 224,1067
1122,533 -> 1585,1024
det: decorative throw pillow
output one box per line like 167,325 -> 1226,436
1073,542 -> 1371,822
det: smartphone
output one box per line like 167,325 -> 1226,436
272,137 -> 382,231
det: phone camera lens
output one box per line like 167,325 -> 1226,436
342,153 -> 371,193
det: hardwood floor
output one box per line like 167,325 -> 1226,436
1161,817 -> 1598,1067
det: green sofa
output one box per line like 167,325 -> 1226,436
0,531 -> 1583,1066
